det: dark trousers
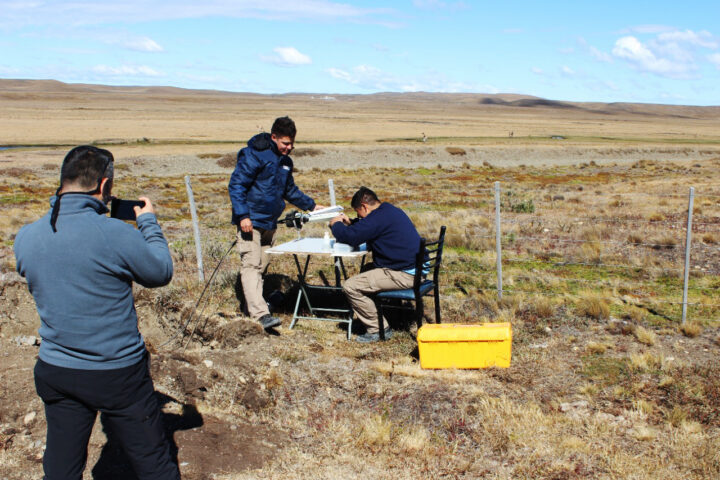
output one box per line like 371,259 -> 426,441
34,354 -> 180,480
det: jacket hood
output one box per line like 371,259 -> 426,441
248,132 -> 278,154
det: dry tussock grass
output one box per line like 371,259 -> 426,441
633,326 -> 657,346
586,341 -> 613,354
3,147 -> 720,479
680,321 -> 703,338
702,232 -> 718,244
576,292 -> 610,320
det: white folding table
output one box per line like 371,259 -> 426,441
266,237 -> 367,339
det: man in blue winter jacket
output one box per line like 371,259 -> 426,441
14,145 -> 179,479
228,116 -> 323,329
329,186 -> 422,342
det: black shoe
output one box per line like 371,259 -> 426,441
355,328 -> 393,343
259,314 -> 281,329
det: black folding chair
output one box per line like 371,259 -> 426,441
375,226 -> 446,340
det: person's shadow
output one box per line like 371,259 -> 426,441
91,392 -> 202,479
234,272 -> 296,316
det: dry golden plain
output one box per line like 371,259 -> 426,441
2,79 -> 720,479
2,79 -> 720,175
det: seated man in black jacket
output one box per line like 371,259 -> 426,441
329,187 -> 422,342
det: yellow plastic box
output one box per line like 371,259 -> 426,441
417,323 -> 512,369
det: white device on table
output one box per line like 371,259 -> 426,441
282,205 -> 344,238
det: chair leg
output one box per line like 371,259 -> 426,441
434,286 -> 441,324
415,295 -> 424,330
376,298 -> 385,340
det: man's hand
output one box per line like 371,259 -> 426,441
240,217 -> 253,233
329,213 -> 351,227
133,196 -> 155,218
313,204 -> 327,211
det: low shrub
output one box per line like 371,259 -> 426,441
216,153 -> 236,168
446,147 -> 466,156
293,148 -> 323,157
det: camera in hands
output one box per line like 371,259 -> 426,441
110,198 -> 146,221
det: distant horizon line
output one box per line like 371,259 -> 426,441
1,77 -> 719,109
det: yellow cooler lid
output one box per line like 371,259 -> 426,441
417,323 -> 511,342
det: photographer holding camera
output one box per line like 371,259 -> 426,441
14,146 -> 180,479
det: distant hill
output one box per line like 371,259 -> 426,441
1,78 -> 719,120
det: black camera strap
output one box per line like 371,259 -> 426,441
49,185 -> 104,233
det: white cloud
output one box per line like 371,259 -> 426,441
92,64 -> 163,77
0,65 -> 21,75
261,47 -> 312,67
622,25 -> 675,34
603,80 -> 620,91
327,64 -> 497,93
612,35 -> 696,78
657,30 -> 717,49
612,29 -> 719,79
412,0 -> 468,10
589,46 -> 612,63
121,37 -> 164,52
327,67 -> 353,83
531,67 -> 544,75
709,53 -> 720,68
560,65 -> 575,76
328,65 -> 389,88
0,1 -> 394,28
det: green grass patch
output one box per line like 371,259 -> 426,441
581,355 -> 631,386
0,194 -> 40,205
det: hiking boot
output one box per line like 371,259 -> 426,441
355,328 -> 393,343
259,314 -> 281,330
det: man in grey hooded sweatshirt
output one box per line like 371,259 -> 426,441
14,145 -> 179,480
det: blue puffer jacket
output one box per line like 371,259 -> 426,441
228,133 -> 315,230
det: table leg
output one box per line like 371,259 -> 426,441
334,256 -> 341,287
289,289 -> 303,330
285,252 -> 357,340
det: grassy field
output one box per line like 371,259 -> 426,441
1,81 -> 719,479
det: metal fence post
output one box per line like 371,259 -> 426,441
328,179 -> 336,206
184,175 -> 205,282
681,186 -> 694,324
494,181 -> 503,301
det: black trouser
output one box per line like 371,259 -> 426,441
34,354 -> 180,480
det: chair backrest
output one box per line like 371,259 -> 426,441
413,225 -> 446,291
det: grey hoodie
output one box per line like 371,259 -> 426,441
14,194 -> 172,370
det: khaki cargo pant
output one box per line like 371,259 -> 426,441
343,267 -> 414,334
236,227 -> 276,320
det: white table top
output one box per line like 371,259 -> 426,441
267,237 -> 367,258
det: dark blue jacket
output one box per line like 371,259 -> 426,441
228,133 -> 315,230
331,202 -> 421,271
14,195 -> 173,370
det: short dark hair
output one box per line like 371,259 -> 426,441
60,145 -> 114,190
351,186 -> 380,209
271,116 -> 297,139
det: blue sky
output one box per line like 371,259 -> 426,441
1,1 -> 719,105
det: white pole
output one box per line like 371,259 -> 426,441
681,187 -> 694,324
494,181 -> 503,301
328,179 -> 336,207
185,175 -> 205,282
